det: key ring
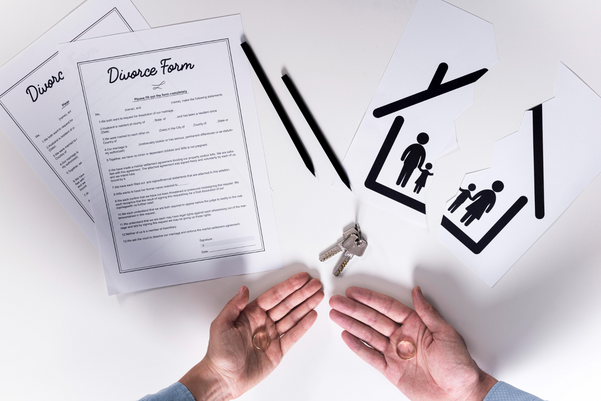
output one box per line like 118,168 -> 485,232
319,224 -> 368,277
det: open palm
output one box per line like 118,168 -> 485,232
330,286 -> 496,401
182,272 -> 324,400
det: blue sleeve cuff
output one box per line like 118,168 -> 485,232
484,381 -> 543,401
139,382 -> 196,401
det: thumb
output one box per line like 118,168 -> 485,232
412,286 -> 447,333
213,285 -> 249,328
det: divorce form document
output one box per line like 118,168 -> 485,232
0,0 -> 149,246
60,16 -> 281,294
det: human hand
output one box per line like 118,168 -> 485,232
180,272 -> 324,401
329,286 -> 496,401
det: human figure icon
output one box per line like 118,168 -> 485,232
448,183 -> 476,213
413,163 -> 433,194
396,132 -> 429,187
460,180 -> 504,227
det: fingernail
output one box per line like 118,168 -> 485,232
238,285 -> 245,295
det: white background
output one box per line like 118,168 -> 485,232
1,0 -> 601,400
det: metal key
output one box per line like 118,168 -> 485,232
332,234 -> 359,276
318,227 -> 358,262
332,233 -> 368,276
345,233 -> 368,258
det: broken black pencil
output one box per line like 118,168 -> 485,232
281,73 -> 351,190
240,42 -> 315,176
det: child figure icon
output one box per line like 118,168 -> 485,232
414,163 -> 433,194
448,183 -> 476,213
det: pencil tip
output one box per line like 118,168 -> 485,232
304,158 -> 316,177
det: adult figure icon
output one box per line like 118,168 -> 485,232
448,183 -> 476,213
396,132 -> 429,188
460,180 -> 504,226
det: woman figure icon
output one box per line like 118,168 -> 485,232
460,180 -> 504,226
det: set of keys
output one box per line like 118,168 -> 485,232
319,224 -> 368,276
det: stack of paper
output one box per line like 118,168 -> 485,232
0,0 -> 281,294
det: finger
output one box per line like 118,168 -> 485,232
329,294 -> 398,337
256,272 -> 311,311
412,286 -> 447,333
340,331 -> 387,374
212,286 -> 249,329
268,278 -> 322,321
345,287 -> 414,325
276,290 -> 324,334
329,309 -> 389,353
279,309 -> 318,355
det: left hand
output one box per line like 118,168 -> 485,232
180,272 -> 324,400
329,286 -> 496,401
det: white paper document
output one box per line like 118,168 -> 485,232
0,0 -> 149,246
341,0 -> 497,227
439,64 -> 601,286
60,15 -> 281,294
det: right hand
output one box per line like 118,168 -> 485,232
329,286 -> 497,401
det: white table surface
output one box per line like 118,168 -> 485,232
2,0 -> 601,400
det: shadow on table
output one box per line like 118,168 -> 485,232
411,251 -> 594,375
325,248 -> 593,377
